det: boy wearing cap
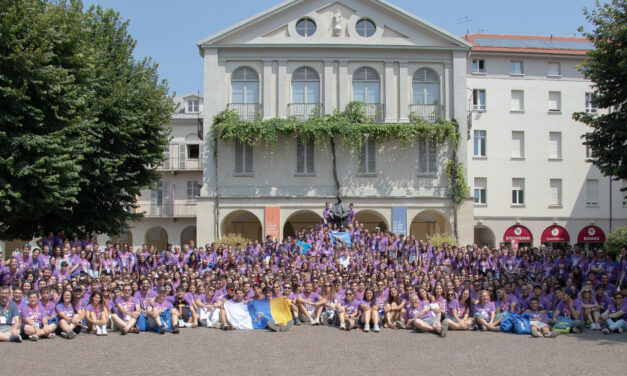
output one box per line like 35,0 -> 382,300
147,286 -> 174,334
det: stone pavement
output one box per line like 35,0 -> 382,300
3,326 -> 625,375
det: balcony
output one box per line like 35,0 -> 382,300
287,103 -> 322,121
227,103 -> 262,121
364,103 -> 384,122
142,202 -> 197,218
157,144 -> 203,171
409,104 -> 444,123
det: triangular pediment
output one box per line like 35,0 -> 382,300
197,0 -> 471,50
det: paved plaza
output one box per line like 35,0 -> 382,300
4,326 -> 625,375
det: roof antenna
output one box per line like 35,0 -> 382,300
457,16 -> 472,38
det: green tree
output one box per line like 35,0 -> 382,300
573,0 -> 627,193
0,0 -> 173,240
604,225 -> 627,255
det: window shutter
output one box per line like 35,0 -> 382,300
512,131 -> 523,158
549,132 -> 561,158
359,141 -> 367,173
548,62 -> 560,76
296,139 -> 304,173
235,141 -> 243,173
186,181 -> 192,201
428,142 -> 437,174
586,179 -> 599,205
306,139 -> 315,173
162,181 -> 172,216
418,138 -> 427,174
150,186 -> 157,216
244,143 -> 253,173
178,144 -> 186,169
198,145 -> 204,166
511,90 -> 523,111
367,138 -> 376,173
549,92 -> 560,111
550,180 -> 561,205
163,144 -> 171,169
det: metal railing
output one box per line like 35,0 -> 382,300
227,103 -> 262,121
287,103 -> 323,121
157,156 -> 203,171
142,202 -> 197,218
364,103 -> 384,122
409,104 -> 444,123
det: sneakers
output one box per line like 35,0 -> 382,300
129,327 -> 140,334
320,312 -> 328,324
531,328 -> 541,337
396,320 -> 406,329
339,323 -> 346,330
344,318 -> 351,331
294,318 -> 302,326
280,320 -> 294,332
373,324 -> 380,332
545,331 -> 560,338
60,331 -> 68,339
618,327 -> 624,334
101,326 -> 107,336
67,330 -> 76,339
480,325 -> 487,332
171,326 -> 180,334
267,321 -> 280,332
572,327 -> 582,334
602,328 -> 610,335
440,320 -> 448,338
310,317 -> 320,326
10,335 -> 22,343
96,326 -> 103,336
29,334 -> 39,341
364,324 -> 370,332
120,328 -> 127,335
159,325 -> 166,334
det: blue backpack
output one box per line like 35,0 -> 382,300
513,313 -> 531,335
500,313 -> 514,332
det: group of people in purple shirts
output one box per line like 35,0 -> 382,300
0,217 -> 626,343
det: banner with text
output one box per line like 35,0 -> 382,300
392,207 -> 407,236
265,207 -> 280,241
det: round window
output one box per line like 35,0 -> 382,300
296,18 -> 316,37
355,19 -> 376,37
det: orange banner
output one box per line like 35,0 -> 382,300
265,207 -> 280,241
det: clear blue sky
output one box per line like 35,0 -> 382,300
82,0 -> 600,95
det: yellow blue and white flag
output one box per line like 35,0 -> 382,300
224,297 -> 292,329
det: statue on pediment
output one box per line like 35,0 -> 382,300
333,11 -> 343,36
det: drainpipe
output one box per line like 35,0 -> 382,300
609,175 -> 612,231
452,119 -> 459,241
213,131 -> 220,241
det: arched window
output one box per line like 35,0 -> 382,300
352,67 -> 380,104
412,68 -> 440,105
231,67 -> 259,104
291,67 -> 320,104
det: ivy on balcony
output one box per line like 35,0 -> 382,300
212,101 -> 468,204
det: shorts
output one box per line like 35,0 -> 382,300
530,320 -> 548,329
422,316 -> 437,326
0,325 -> 12,334
47,317 -> 59,326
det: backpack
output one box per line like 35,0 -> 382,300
500,313 -> 514,333
513,313 -> 531,335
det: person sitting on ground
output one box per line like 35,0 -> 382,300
359,287 -> 381,332
412,287 -> 447,337
217,286 -> 245,330
580,286 -> 602,330
551,287 -> 585,333
337,288 -> 360,331
442,288 -> 472,331
601,292 -> 626,334
526,297 -> 559,338
21,290 -> 57,341
494,286 -> 518,326
171,286 -> 197,332
0,285 -> 22,343
196,285 -> 220,328
473,290 -> 499,332
55,289 -> 82,339
147,286 -> 174,334
112,284 -> 141,334
85,291 -> 109,336
383,286 -> 404,328
296,281 -> 325,325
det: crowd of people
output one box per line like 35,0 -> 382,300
0,208 -> 626,343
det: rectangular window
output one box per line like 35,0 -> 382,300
585,143 -> 593,159
296,138 -> 315,174
234,141 -> 253,174
473,89 -> 486,110
586,179 -> 599,205
358,137 -> 377,175
510,61 -> 523,75
549,91 -> 561,112
187,144 -> 200,160
548,62 -> 561,77
186,181 -> 201,201
418,138 -> 437,175
549,179 -> 562,206
511,90 -> 524,111
549,132 -> 562,159
474,177 -> 487,204
512,178 -> 525,205
585,93 -> 597,113
512,131 -> 524,159
473,130 -> 486,157
472,59 -> 486,73
187,99 -> 199,113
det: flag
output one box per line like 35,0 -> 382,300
330,232 -> 351,247
297,240 -> 311,255
224,297 -> 292,329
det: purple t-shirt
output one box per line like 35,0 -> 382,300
150,299 -> 173,313
115,297 -> 139,314
527,310 -> 549,323
445,299 -> 460,317
607,301 -> 627,320
473,301 -> 496,320
554,299 -> 583,318
496,294 -> 518,313
341,297 -> 361,315
299,292 -> 320,308
55,303 -> 77,319
84,303 -> 105,318
134,290 -> 157,310
20,304 -> 45,328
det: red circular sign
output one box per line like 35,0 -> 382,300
503,225 -> 533,242
541,225 -> 570,243
577,225 -> 605,243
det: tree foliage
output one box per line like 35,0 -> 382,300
604,225 -> 627,255
0,0 -> 173,240
573,0 -> 627,191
